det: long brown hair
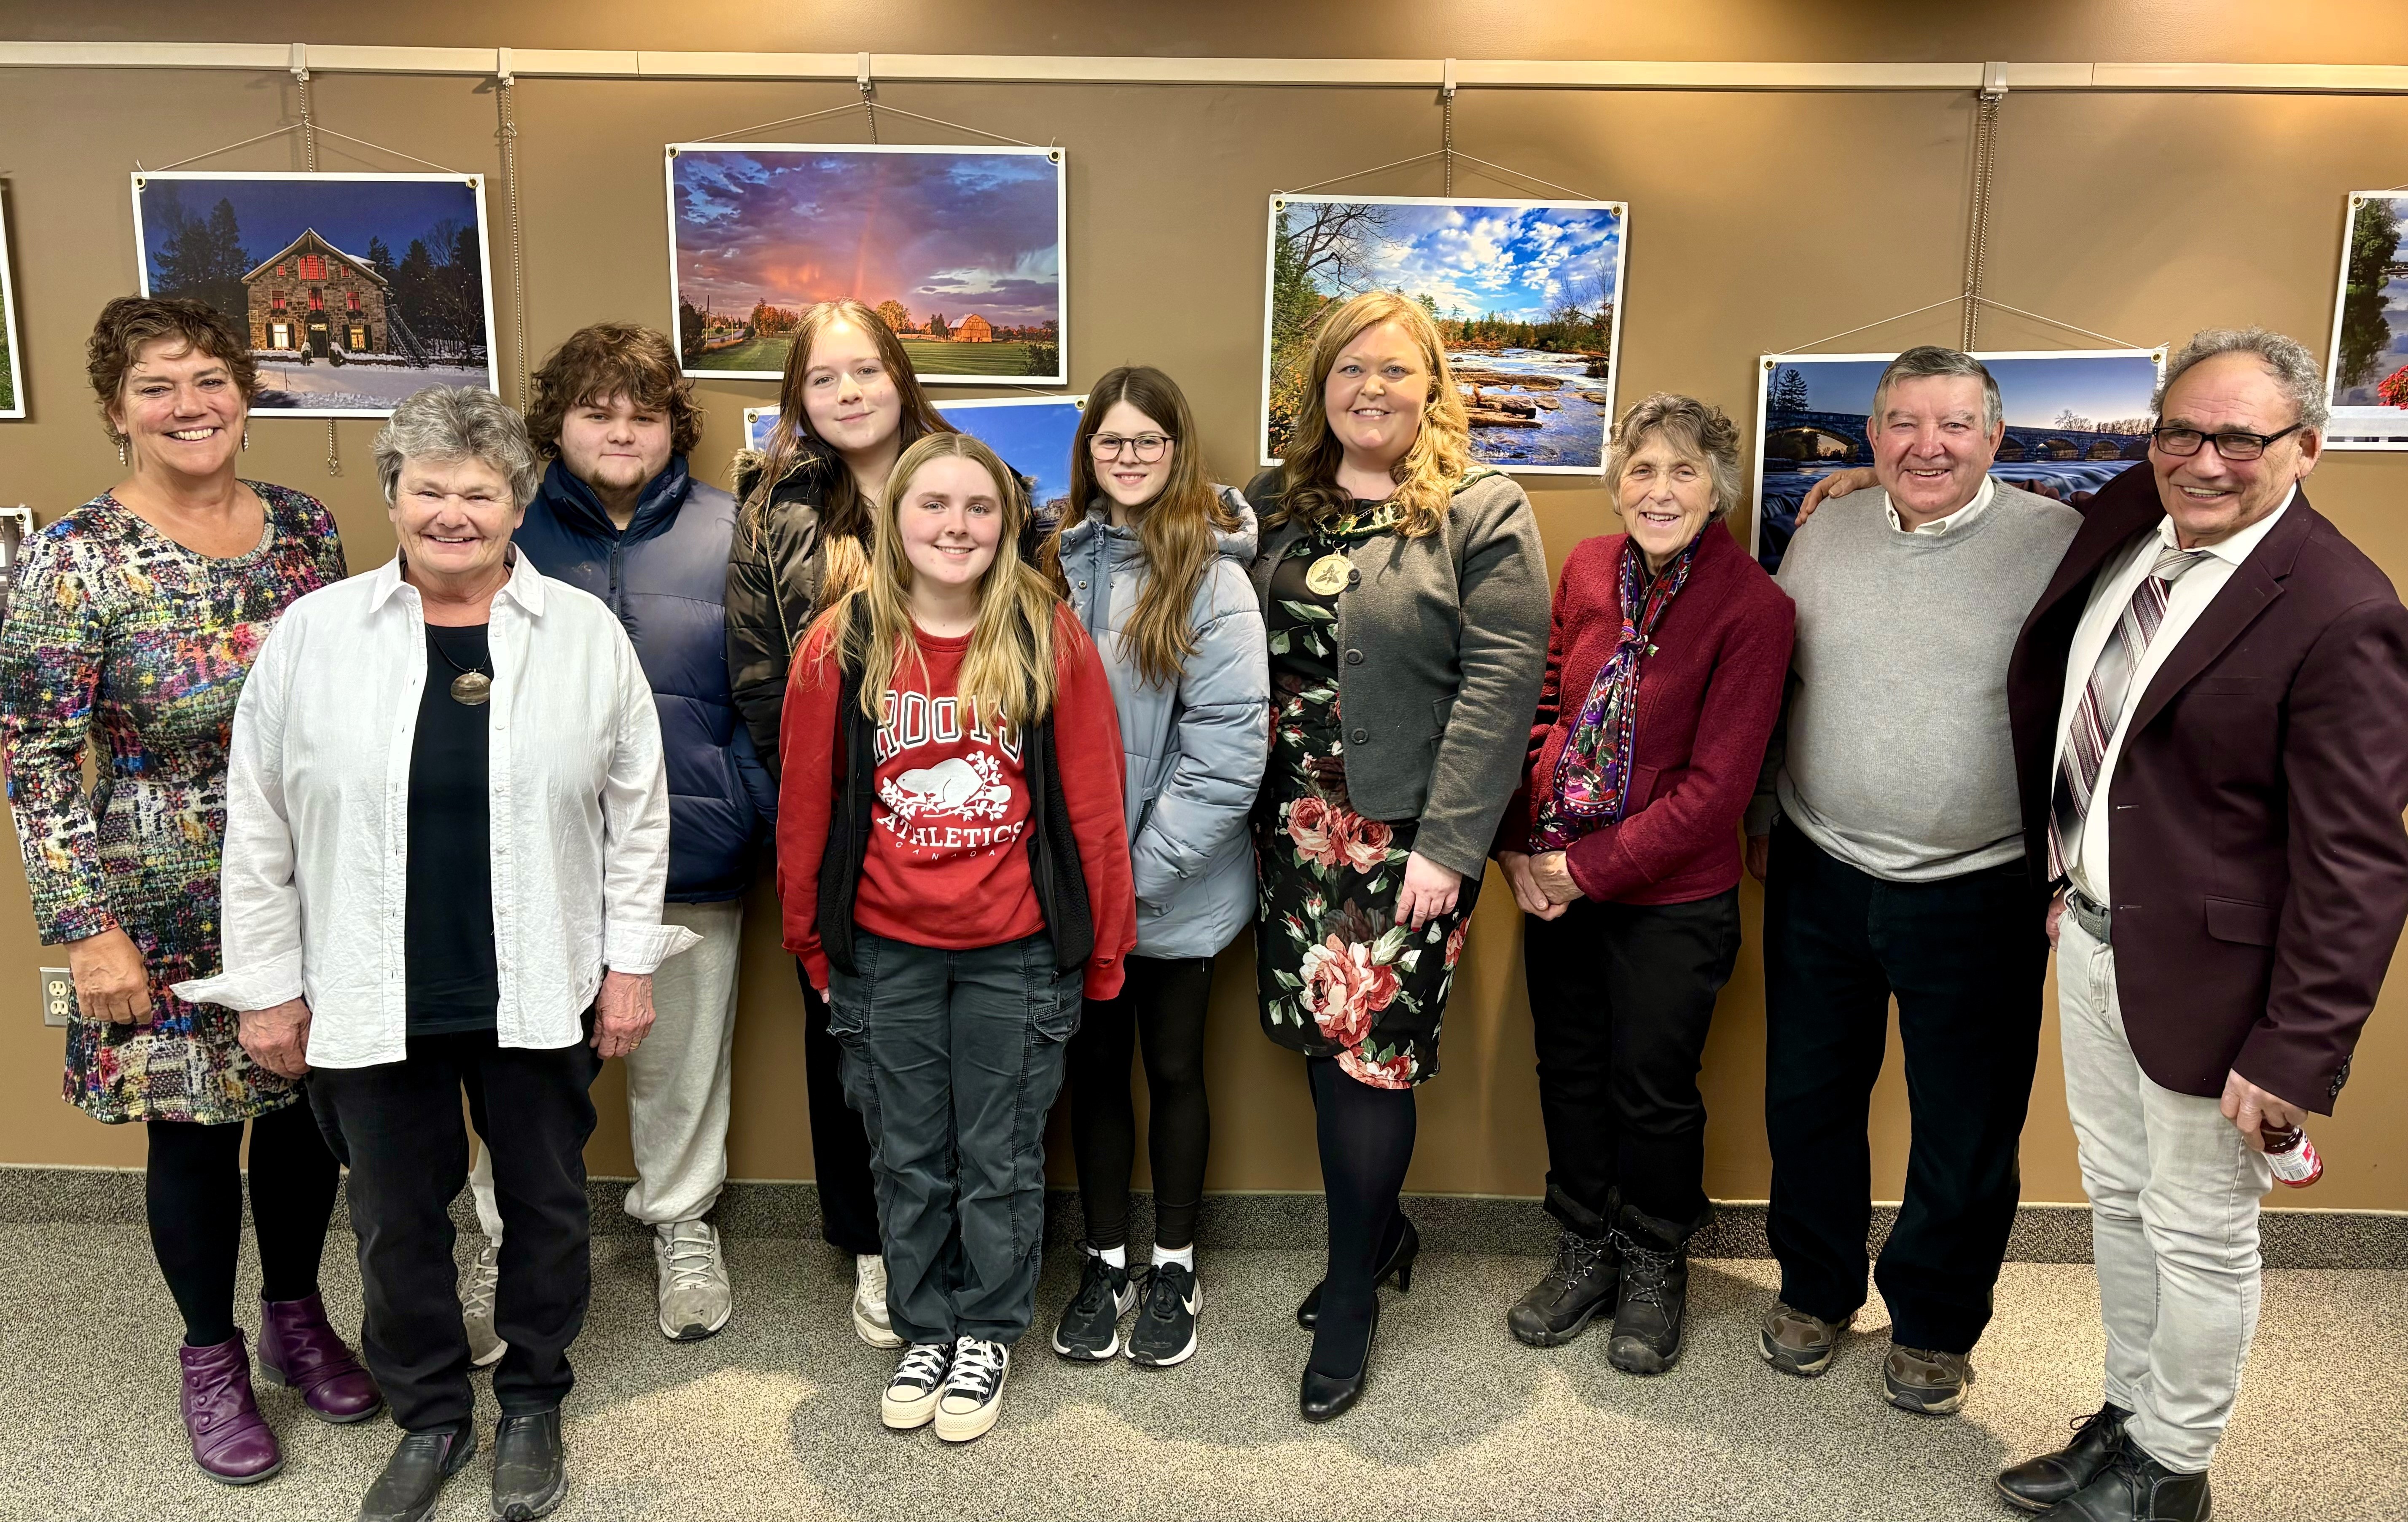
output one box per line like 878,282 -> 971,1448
816,432 -> 1063,733
1039,367 -> 1239,690
1271,290 -> 1472,540
741,299 -> 957,605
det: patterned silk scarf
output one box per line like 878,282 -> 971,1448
1531,536 -> 1698,850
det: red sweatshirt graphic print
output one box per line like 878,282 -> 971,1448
779,607 -> 1137,1000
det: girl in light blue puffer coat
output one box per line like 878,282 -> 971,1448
1039,366 -> 1269,1369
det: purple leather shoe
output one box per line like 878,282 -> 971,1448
180,1332 -> 283,1484
258,1292 -> 384,1424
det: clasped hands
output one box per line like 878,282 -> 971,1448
1497,849 -> 1579,921
234,967 -> 658,1077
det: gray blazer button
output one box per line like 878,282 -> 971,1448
1345,649 -> 1365,665
1351,727 -> 1368,744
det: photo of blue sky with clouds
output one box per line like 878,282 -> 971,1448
1297,198 -> 1622,318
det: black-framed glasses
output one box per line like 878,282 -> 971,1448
1088,432 -> 1172,462
2148,422 -> 2307,462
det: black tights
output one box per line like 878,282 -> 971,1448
146,1098 -> 341,1348
1307,1054 -> 1415,1376
1065,955 -> 1216,1252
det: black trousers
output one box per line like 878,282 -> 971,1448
798,964 -> 882,1256
1064,953 -> 1217,1251
1761,821 -> 2046,1354
309,1025 -> 601,1432
145,1099 -> 341,1346
1523,889 -> 1741,1229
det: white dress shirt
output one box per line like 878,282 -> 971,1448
2051,487 -> 2296,901
175,552 -> 699,1068
1883,474 -> 1995,536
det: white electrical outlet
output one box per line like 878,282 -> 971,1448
39,967 -> 72,1026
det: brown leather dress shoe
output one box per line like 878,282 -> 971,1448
1884,1343 -> 1974,1415
1758,1302 -> 1851,1377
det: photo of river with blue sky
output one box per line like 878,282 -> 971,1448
1752,348 -> 2164,572
1261,195 -> 1625,474
2322,193 -> 2408,449
743,396 -> 1087,513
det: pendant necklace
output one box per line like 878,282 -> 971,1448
1304,550 -> 1352,596
429,628 -> 493,706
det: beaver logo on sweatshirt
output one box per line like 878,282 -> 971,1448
872,690 -> 1029,856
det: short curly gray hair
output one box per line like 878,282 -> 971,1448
374,386 -> 542,510
1604,392 -> 1744,523
2153,327 -> 2330,432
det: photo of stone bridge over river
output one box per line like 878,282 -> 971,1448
1752,349 -> 2164,572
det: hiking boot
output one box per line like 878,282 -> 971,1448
1885,1342 -> 1975,1416
1605,1203 -> 1698,1375
1759,1301 -> 1852,1377
1998,1402 -> 2130,1512
1051,1245 -> 1137,1361
1506,1227 -> 1619,1348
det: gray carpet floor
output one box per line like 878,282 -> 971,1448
2,1224 -> 2400,1522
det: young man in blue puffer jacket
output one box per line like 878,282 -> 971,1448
464,323 -> 775,1353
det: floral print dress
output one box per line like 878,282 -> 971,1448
0,484 -> 345,1124
1253,501 -> 1477,1090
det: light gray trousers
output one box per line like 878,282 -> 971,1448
474,898 -> 746,1235
2057,915 -> 2273,1473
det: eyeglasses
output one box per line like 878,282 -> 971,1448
1088,432 -> 1172,462
2148,422 -> 2307,462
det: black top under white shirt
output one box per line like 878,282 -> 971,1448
404,622 -> 500,1034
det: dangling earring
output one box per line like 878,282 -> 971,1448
116,435 -> 128,467
240,427 -> 250,452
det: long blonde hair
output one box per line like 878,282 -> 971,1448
741,299 -> 958,609
1039,366 -> 1239,690
817,432 -> 1062,733
1271,290 -> 1473,540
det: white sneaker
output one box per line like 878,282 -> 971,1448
462,1238 -> 506,1368
653,1220 -> 732,1341
881,1341 -> 952,1430
933,1336 -> 1010,1444
854,1253 -> 903,1348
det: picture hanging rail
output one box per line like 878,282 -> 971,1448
666,143 -> 1067,386
2322,191 -> 2408,451
1260,194 -> 1628,476
130,171 -> 500,419
1751,347 -> 2167,573
745,394 -> 1090,513
0,185 -> 24,421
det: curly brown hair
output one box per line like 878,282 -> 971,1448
525,322 -> 703,460
86,296 -> 258,440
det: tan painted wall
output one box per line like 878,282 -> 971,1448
1,3 -> 2402,1210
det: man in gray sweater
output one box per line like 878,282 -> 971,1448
1743,346 -> 2079,1417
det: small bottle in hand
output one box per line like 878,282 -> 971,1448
2260,1125 -> 2323,1188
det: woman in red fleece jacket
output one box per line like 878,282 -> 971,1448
1495,393 -> 1794,1377
777,431 -> 1133,1445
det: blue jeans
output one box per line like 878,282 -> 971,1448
827,931 -> 1082,1345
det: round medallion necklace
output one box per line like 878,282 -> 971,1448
428,627 -> 494,706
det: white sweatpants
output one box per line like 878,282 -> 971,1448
474,898 -> 746,1236
2056,914 -> 2273,1473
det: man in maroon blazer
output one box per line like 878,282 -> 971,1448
1995,328 -> 2408,1522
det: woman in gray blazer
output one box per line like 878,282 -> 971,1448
1247,291 -> 1549,1421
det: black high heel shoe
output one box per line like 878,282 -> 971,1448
1299,1299 -> 1379,1423
1296,1216 -> 1420,1329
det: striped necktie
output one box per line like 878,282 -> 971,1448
2047,544 -> 2212,883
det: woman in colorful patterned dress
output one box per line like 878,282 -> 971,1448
0,298 -> 375,1485
1246,291 -> 1550,1422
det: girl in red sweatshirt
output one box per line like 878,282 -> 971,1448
777,431 -> 1133,1444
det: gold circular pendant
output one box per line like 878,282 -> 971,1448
1304,552 -> 1352,597
450,671 -> 493,706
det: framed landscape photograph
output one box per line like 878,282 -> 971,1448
1260,193 -> 1627,475
741,395 -> 1089,513
1751,347 -> 2165,572
131,172 -> 497,418
667,143 -> 1067,385
2321,192 -> 2408,450
1,186 -> 24,420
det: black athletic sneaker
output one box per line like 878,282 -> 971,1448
1050,1245 -> 1136,1361
1127,1260 -> 1201,1368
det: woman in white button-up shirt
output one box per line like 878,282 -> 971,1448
176,386 -> 694,1522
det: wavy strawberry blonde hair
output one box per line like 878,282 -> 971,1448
1271,290 -> 1473,540
814,431 -> 1061,732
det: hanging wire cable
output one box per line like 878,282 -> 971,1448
1442,90 -> 1454,196
863,74 -> 879,143
1961,91 -> 2002,349
499,75 -> 529,407
694,99 -> 875,145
